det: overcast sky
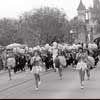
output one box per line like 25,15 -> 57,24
0,0 -> 93,20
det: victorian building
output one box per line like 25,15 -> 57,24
76,0 -> 86,43
76,0 -> 100,43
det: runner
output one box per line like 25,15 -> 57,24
31,50 -> 42,90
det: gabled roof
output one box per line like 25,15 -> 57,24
77,0 -> 86,11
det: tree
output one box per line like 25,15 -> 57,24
20,7 -> 70,45
70,17 -> 86,40
17,14 -> 41,47
0,18 -> 20,46
0,7 -> 70,46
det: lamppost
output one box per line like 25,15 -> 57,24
85,9 -> 89,44
70,30 -> 74,44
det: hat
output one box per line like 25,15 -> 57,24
53,42 -> 58,48
45,44 -> 50,49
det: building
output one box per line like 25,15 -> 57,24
76,0 -> 100,44
76,0 -> 86,43
77,0 -> 86,22
87,0 -> 100,41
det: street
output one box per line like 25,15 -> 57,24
0,0 -> 99,99
0,65 -> 100,99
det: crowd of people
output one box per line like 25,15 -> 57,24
0,42 -> 100,90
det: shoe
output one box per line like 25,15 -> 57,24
80,85 -> 84,89
38,81 -> 41,85
35,87 -> 38,90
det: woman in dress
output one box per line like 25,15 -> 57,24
76,48 -> 87,89
31,50 -> 42,90
7,51 -> 15,80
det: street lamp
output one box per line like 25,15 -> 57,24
70,30 -> 74,44
85,9 -> 89,44
70,30 -> 73,34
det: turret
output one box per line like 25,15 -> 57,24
77,0 -> 86,22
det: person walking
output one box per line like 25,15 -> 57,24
54,54 -> 62,80
27,54 -> 32,71
31,50 -> 42,90
54,50 -> 66,80
52,42 -> 59,72
76,48 -> 87,89
7,52 -> 15,80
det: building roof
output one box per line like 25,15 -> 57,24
77,0 -> 86,11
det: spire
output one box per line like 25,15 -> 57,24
77,0 -> 86,11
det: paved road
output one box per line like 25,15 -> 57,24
0,65 -> 100,99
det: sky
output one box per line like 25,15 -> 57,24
0,0 -> 93,20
